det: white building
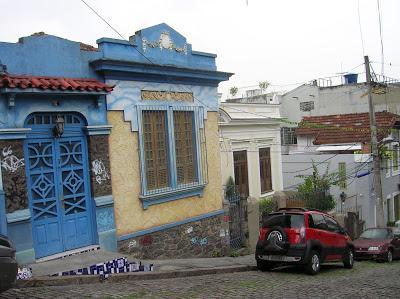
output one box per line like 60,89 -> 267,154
219,100 -> 283,200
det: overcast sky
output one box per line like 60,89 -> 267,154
1,0 -> 399,96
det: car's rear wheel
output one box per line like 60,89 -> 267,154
305,250 -> 320,275
256,259 -> 276,272
385,249 -> 393,263
343,247 -> 354,269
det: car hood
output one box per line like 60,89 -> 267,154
353,238 -> 389,247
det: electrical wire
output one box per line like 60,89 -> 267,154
357,0 -> 365,56
377,0 -> 385,76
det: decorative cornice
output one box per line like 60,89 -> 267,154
142,31 -> 187,55
0,128 -> 32,140
84,125 -> 112,136
91,59 -> 233,87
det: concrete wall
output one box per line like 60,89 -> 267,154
109,111 -> 223,237
281,83 -> 400,125
282,152 -> 399,229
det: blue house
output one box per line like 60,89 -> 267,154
0,24 -> 232,263
0,33 -> 117,264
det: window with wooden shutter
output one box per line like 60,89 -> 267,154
233,150 -> 249,198
174,111 -> 196,185
259,148 -> 272,193
142,110 -> 170,190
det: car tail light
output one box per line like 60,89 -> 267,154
299,226 -> 306,244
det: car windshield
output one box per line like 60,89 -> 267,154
359,229 -> 390,239
263,213 -> 305,228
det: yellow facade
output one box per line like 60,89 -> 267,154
108,111 -> 222,236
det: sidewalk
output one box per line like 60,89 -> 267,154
17,251 -> 256,288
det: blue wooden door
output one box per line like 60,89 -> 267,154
58,137 -> 93,251
25,113 -> 94,258
26,139 -> 64,258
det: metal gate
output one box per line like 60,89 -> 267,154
227,193 -> 245,249
24,113 -> 95,258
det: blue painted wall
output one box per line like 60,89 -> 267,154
0,34 -> 100,78
0,94 -> 107,129
98,23 -> 217,72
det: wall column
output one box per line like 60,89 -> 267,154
85,125 -> 117,252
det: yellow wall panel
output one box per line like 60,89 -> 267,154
108,111 -> 222,236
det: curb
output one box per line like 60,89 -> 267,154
16,265 -> 257,288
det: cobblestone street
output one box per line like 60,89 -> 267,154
2,260 -> 400,298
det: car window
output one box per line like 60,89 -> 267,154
359,228 -> 391,239
262,213 -> 305,228
324,216 -> 340,232
309,214 -> 328,230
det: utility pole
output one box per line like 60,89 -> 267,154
365,55 -> 385,228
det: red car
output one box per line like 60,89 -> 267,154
256,208 -> 354,275
353,228 -> 400,262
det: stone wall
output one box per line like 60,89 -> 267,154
0,140 -> 28,213
88,135 -> 112,197
118,214 -> 229,259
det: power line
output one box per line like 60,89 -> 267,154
376,0 -> 385,76
357,0 -> 365,56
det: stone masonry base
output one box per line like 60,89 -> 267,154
118,214 -> 230,259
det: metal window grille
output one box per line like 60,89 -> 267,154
142,110 -> 170,191
280,127 -> 297,145
174,111 -> 196,184
140,106 -> 208,197
299,101 -> 315,112
26,113 -> 85,125
259,148 -> 272,193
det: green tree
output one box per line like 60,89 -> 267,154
258,81 -> 270,91
296,163 -> 336,211
225,176 -> 236,198
229,86 -> 238,98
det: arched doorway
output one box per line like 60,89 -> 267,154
24,113 -> 95,258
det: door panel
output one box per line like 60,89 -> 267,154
26,140 -> 64,258
25,114 -> 94,259
58,137 -> 93,251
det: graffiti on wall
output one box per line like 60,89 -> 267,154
92,159 -> 110,185
190,236 -> 208,246
1,146 -> 24,173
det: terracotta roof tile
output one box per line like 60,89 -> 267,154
296,112 -> 400,145
0,74 -> 113,93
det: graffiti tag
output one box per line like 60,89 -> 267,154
1,146 -> 24,173
92,159 -> 110,184
190,236 -> 208,246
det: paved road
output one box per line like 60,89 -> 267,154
2,260 -> 400,298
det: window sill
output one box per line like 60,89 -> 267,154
140,184 -> 206,209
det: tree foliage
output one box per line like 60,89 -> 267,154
229,86 -> 238,97
258,81 -> 270,91
296,163 -> 336,211
225,176 -> 236,198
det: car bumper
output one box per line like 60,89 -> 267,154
0,257 -> 18,291
354,250 -> 386,260
256,240 -> 307,264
